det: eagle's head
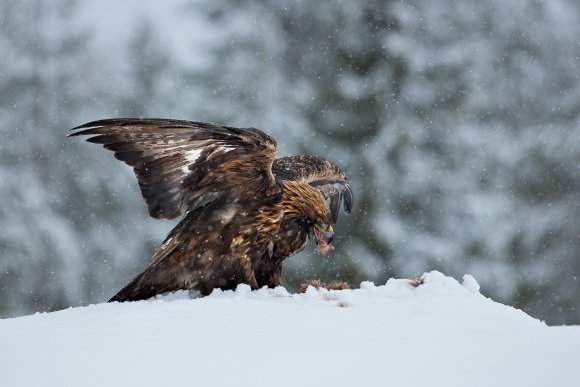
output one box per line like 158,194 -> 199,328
281,181 -> 335,254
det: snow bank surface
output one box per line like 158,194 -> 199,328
1,271 -> 578,387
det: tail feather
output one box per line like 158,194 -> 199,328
109,224 -> 185,302
108,262 -> 171,302
108,276 -> 157,302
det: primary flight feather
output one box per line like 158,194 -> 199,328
70,118 -> 353,302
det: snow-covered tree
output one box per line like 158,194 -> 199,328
0,2 -> 179,316
182,0 -> 580,323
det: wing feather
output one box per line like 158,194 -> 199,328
70,118 -> 279,219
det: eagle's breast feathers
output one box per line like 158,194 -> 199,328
70,118 -> 353,301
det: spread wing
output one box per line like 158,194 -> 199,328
70,118 -> 279,220
272,155 -> 353,223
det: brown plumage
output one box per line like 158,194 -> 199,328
70,118 -> 353,302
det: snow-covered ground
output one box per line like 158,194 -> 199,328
1,271 -> 578,387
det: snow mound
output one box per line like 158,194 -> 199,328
1,271 -> 578,387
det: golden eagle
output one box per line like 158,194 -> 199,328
70,119 -> 353,302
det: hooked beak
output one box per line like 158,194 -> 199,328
314,223 -> 334,245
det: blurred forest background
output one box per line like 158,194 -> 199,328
1,0 -> 579,324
